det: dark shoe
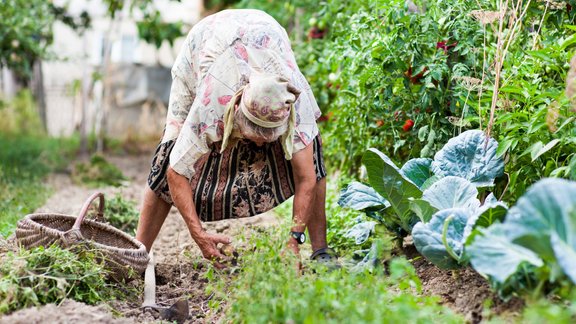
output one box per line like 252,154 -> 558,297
310,247 -> 341,270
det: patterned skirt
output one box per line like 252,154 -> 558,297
147,135 -> 326,222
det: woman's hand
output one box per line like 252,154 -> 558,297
285,237 -> 300,256
194,232 -> 232,269
284,237 -> 303,273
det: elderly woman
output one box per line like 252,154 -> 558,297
135,9 -> 334,267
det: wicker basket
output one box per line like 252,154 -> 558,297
16,192 -> 149,282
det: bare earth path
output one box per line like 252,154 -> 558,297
0,154 -> 280,324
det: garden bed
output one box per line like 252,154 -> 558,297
0,154 -> 535,323
403,242 -> 524,323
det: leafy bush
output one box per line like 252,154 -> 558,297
495,96 -> 576,202
72,155 -> 126,188
0,90 -> 44,136
0,245 -> 119,314
238,0 -> 576,190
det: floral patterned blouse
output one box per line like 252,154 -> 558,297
165,9 -> 321,180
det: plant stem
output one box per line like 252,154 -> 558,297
485,0 -> 508,143
486,0 -> 532,144
442,214 -> 460,261
532,0 -> 549,50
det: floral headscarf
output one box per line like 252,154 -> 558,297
221,72 -> 301,160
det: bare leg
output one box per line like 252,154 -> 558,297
307,177 -> 328,252
136,187 -> 172,252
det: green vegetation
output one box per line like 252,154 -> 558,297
229,0 -> 576,320
72,155 -> 126,188
101,194 -> 140,235
0,245 -> 122,314
515,294 -> 576,323
235,0 -> 576,197
468,179 -> 576,300
0,134 -> 77,237
205,225 -> 462,323
0,1 -> 90,79
0,90 -> 77,237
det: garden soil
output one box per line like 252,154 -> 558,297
0,154 -> 524,323
403,240 -> 525,323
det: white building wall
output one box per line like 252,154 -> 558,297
43,0 -> 202,137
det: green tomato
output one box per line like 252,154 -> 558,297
308,17 -> 318,27
318,20 -> 327,30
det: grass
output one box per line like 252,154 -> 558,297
203,177 -> 576,323
203,179 -> 462,323
0,134 -> 78,237
203,224 -> 463,323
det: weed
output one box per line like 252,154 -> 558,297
72,154 -> 126,188
216,226 -> 462,323
0,90 -> 44,136
99,194 -> 140,235
0,245 -> 125,315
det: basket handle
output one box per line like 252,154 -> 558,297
73,192 -> 105,231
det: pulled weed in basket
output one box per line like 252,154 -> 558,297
0,244 -> 133,315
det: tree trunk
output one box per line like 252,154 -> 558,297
32,60 -> 47,133
1,67 -> 20,99
98,15 -> 122,153
80,34 -> 89,155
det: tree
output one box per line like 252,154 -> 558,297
0,0 -> 90,82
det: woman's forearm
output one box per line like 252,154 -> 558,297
166,167 -> 204,239
290,144 -> 317,232
292,179 -> 315,232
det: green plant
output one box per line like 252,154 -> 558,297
301,0 -> 488,173
218,227 -> 463,323
495,95 -> 576,202
0,245 -> 122,314
0,134 -> 78,237
72,155 -> 126,188
0,1 -> 90,79
101,194 -> 140,235
0,90 -> 44,136
515,293 -> 576,323
340,130 -> 508,269
340,130 -> 505,237
467,178 -> 576,300
411,183 -> 508,270
136,11 -> 184,50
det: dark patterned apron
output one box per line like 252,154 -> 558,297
147,134 -> 326,222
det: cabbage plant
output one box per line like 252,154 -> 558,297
467,178 -> 576,296
411,185 -> 508,269
339,130 -> 505,238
